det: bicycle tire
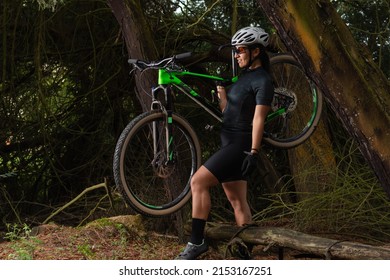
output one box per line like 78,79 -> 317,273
264,54 -> 323,148
113,110 -> 201,216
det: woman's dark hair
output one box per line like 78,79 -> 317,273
250,44 -> 270,74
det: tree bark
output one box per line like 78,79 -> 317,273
202,223 -> 390,260
258,0 -> 390,196
288,117 -> 336,198
107,0 -> 158,111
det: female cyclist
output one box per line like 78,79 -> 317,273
176,26 -> 274,260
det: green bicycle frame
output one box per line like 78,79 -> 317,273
158,68 -> 226,122
157,68 -> 298,124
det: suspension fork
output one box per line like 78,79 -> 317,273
151,85 -> 175,164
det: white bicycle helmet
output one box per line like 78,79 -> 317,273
231,26 -> 269,47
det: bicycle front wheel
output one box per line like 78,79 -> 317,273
264,54 -> 323,148
113,111 -> 201,216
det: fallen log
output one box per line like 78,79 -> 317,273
200,223 -> 390,260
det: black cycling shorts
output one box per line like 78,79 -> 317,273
203,129 -> 251,183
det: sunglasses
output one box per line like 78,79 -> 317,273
232,46 -> 248,54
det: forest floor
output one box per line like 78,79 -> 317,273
0,215 -> 307,260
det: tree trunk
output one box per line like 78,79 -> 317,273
258,0 -> 390,196
288,116 -> 336,198
201,223 -> 390,260
107,0 -> 158,111
107,0 -> 188,240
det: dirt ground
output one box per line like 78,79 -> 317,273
0,215 -> 303,260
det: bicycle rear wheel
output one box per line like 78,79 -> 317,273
264,54 -> 323,148
113,111 -> 201,216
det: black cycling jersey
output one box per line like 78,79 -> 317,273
222,67 -> 274,133
203,66 -> 274,183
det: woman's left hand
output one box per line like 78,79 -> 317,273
241,152 -> 259,178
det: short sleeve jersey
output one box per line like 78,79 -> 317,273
222,67 -> 274,133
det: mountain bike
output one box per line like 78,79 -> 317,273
113,51 -> 323,217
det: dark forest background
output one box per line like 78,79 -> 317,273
1,0 -> 390,242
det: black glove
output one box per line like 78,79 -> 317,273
241,152 -> 259,178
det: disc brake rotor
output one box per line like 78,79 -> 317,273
272,87 -> 298,113
151,152 -> 175,178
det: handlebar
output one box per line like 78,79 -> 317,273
128,52 -> 192,70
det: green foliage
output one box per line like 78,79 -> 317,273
253,139 -> 390,242
5,223 -> 32,241
77,243 -> 95,260
5,223 -> 41,260
1,0 -> 129,227
332,0 -> 390,77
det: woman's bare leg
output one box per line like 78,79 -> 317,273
190,166 -> 219,220
222,181 -> 252,226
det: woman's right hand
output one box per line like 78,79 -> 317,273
216,85 -> 226,99
217,85 -> 227,112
